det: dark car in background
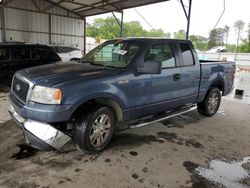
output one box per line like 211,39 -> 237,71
0,43 -> 61,82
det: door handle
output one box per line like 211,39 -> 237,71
173,73 -> 180,81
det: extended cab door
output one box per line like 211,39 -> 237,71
133,41 -> 182,117
177,42 -> 200,104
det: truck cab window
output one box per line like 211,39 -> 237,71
0,47 -> 9,61
12,47 -> 30,60
145,43 -> 176,68
35,47 -> 61,61
179,43 -> 195,66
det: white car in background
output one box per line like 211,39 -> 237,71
206,46 -> 227,53
52,45 -> 83,62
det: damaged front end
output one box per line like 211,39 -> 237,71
9,104 -> 71,151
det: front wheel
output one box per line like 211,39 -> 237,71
72,106 -> 115,153
197,88 -> 221,117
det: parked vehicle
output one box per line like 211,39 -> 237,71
206,46 -> 227,53
0,43 -> 61,81
52,45 -> 83,62
9,38 -> 235,153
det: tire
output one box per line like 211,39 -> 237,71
72,106 -> 115,153
197,87 -> 221,117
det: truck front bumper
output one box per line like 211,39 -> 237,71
9,104 -> 71,151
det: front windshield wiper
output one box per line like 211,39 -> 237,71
82,60 -> 123,69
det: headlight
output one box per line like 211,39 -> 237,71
30,86 -> 62,104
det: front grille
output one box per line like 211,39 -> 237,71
12,77 -> 30,103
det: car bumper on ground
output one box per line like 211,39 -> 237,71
9,103 -> 71,151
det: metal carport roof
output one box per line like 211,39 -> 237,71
1,0 -> 192,52
44,0 -> 171,17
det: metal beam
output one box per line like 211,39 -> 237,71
111,11 -> 124,37
120,11 -> 123,37
74,0 -> 121,13
83,17 -> 86,55
180,0 -> 188,19
43,0 -> 65,11
48,14 -> 52,44
2,28 -> 84,38
4,5 -> 80,19
0,0 -> 6,42
180,0 -> 192,40
186,0 -> 192,40
3,0 -> 13,5
43,0 -> 83,18
31,0 -> 40,11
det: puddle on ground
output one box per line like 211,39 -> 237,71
184,157 -> 250,188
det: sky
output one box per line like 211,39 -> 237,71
87,0 -> 250,45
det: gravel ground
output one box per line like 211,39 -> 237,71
0,87 -> 250,188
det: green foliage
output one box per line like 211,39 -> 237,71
87,17 -> 250,53
239,40 -> 250,52
174,30 -> 186,39
208,28 -> 224,49
87,17 -> 170,39
189,35 -> 208,50
227,44 -> 237,52
238,23 -> 250,53
86,17 -> 121,39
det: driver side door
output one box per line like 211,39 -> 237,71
133,42 -> 182,117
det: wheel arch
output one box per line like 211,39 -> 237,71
209,79 -> 225,94
70,96 -> 125,122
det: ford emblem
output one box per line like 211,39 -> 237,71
15,84 -> 21,91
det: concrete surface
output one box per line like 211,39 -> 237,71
0,84 -> 250,188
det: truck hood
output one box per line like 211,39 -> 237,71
17,62 -> 120,87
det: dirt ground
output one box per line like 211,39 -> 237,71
0,88 -> 250,188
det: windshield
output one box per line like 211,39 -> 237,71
82,40 -> 140,68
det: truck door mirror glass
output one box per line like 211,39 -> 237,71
137,61 -> 162,74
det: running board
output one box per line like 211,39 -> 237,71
128,105 -> 197,129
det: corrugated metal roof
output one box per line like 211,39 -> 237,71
46,0 -> 170,17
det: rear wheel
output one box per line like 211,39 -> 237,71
72,106 -> 115,153
197,88 -> 221,117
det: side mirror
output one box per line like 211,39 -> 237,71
137,61 -> 162,74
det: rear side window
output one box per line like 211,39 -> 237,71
35,47 -> 61,61
0,47 -> 10,60
144,43 -> 176,68
179,43 -> 194,66
12,47 -> 31,60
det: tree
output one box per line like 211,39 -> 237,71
234,20 -> 245,52
223,25 -> 230,47
174,30 -> 186,39
189,35 -> 208,50
239,22 -> 250,52
146,29 -> 171,38
207,28 -> 224,49
87,17 -> 170,39
87,17 -> 121,39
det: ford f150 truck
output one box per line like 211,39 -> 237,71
9,38 -> 235,153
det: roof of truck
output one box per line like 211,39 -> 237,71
113,37 -> 191,43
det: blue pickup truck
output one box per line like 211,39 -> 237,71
9,38 -> 235,153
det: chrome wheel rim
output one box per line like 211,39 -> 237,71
208,92 -> 219,113
89,114 -> 111,147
